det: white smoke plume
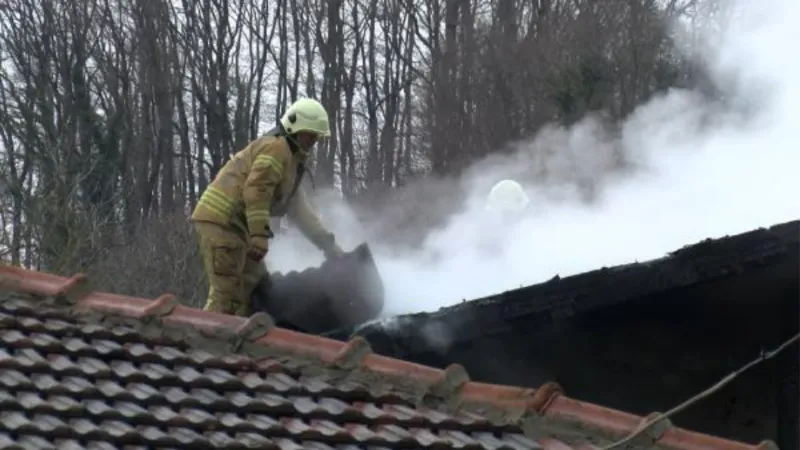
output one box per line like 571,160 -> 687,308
269,0 -> 800,318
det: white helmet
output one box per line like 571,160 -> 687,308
485,179 -> 530,213
280,98 -> 331,137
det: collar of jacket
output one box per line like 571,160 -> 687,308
285,135 -> 310,164
265,125 -> 309,164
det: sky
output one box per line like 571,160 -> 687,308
267,0 -> 800,318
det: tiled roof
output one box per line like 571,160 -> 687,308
0,264 -> 779,450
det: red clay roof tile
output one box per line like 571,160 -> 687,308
0,263 -> 780,450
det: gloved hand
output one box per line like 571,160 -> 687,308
314,231 -> 344,260
247,236 -> 268,261
323,242 -> 345,260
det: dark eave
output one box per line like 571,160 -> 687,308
342,220 -> 799,353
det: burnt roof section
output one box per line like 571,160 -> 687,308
0,264 -> 779,450
346,220 -> 799,348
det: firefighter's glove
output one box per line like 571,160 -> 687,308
316,232 -> 344,260
247,236 -> 268,261
323,242 -> 345,260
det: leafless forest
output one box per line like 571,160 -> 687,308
0,0 -> 724,305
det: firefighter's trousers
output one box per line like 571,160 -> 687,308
194,221 -> 267,317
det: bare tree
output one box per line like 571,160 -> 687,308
0,0 -> 704,294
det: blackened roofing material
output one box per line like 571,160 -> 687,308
0,264 -> 780,450
347,220 -> 800,348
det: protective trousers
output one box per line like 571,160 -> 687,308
194,221 -> 267,317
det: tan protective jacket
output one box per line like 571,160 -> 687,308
191,134 -> 333,250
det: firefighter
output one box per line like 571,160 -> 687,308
475,179 -> 531,257
191,98 -> 344,316
485,179 -> 530,214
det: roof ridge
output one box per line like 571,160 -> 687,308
0,264 -> 777,450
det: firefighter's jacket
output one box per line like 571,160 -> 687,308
191,134 -> 334,250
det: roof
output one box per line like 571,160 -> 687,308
344,220 -> 800,348
0,264 -> 779,450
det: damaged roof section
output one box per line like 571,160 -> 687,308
0,265 -> 780,450
349,220 -> 800,348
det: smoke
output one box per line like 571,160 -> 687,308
269,0 -> 800,318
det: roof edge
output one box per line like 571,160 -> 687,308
0,263 -> 776,450
434,219 -> 800,318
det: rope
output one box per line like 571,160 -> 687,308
600,332 -> 800,450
